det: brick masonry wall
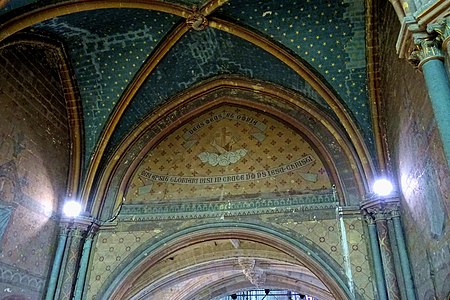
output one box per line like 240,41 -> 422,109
0,44 -> 70,299
377,2 -> 450,299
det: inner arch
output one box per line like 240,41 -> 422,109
101,224 -> 353,300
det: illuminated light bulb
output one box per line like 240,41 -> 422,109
373,179 -> 393,196
63,200 -> 82,218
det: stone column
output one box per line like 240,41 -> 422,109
371,207 -> 401,300
45,225 -> 69,300
363,198 -> 417,300
54,217 -> 94,300
409,36 -> 450,166
389,207 -> 416,300
363,213 -> 388,300
386,208 -> 407,300
73,224 -> 98,300
58,226 -> 84,300
362,197 -> 402,300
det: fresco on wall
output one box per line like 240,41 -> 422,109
0,45 -> 70,299
0,131 -> 50,299
0,132 -> 23,243
126,106 -> 332,203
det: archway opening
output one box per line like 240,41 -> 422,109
102,225 -> 352,300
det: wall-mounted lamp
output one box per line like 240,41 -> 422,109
62,200 -> 82,218
373,178 -> 394,197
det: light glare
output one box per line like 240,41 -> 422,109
63,200 -> 82,218
373,179 -> 393,196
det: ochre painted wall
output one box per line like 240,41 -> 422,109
127,105 -> 331,203
0,44 -> 70,299
85,215 -> 373,299
86,104 -> 372,299
377,2 -> 450,299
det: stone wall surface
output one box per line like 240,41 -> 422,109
377,1 -> 450,299
0,44 -> 70,299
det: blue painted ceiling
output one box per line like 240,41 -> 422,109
1,0 -> 373,181
218,0 -> 369,138
107,27 -> 330,161
33,9 -> 181,171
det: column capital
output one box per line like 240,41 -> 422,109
58,224 -> 71,235
427,16 -> 450,50
60,215 -> 100,236
409,35 -> 445,69
363,213 -> 376,225
361,195 -> 400,222
409,36 -> 445,69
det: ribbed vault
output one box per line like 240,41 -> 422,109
0,1 -> 381,300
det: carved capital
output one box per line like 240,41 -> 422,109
366,206 -> 387,221
361,195 -> 400,222
428,17 -> 450,50
363,213 -> 376,225
387,204 -> 401,219
60,215 -> 99,238
59,224 -> 71,235
86,222 -> 100,239
409,37 -> 444,69
186,6 -> 208,31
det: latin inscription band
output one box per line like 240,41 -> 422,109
139,155 -> 315,185
183,111 -> 267,140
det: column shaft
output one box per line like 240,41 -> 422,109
421,57 -> 450,166
45,228 -> 68,300
376,219 -> 401,300
73,234 -> 94,300
393,216 -> 416,300
58,228 -> 84,300
387,218 -> 407,300
54,230 -> 73,298
367,222 -> 388,300
362,198 -> 416,299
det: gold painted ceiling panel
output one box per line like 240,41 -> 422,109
126,106 -> 331,203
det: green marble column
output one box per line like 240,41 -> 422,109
58,227 -> 83,300
372,209 -> 400,300
52,217 -> 94,300
45,226 -> 69,300
364,214 -> 388,300
391,210 -> 416,300
409,36 -> 450,167
73,226 -> 98,300
362,196 -> 412,300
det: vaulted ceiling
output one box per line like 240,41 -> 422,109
0,2 -> 379,298
0,0 -> 378,214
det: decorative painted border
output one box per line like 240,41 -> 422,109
118,192 -> 338,221
0,261 -> 46,292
